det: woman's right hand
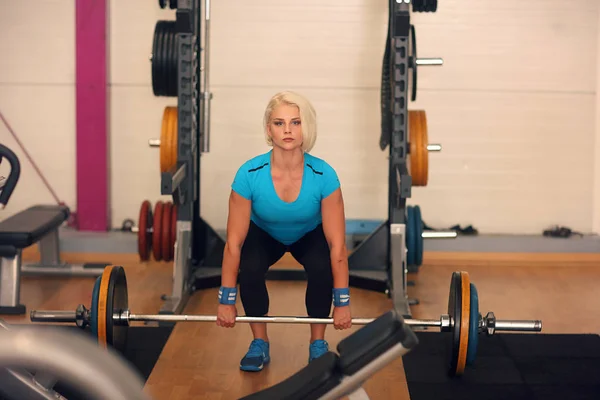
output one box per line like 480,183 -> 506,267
216,304 -> 238,328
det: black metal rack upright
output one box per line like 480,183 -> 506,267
159,0 -> 438,319
158,0 -> 225,316
345,1 -> 414,317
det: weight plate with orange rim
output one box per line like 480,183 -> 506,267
137,200 -> 153,261
95,265 -> 129,354
161,201 -> 173,261
170,204 -> 177,260
152,201 -> 164,260
408,110 -> 429,186
160,106 -> 178,173
448,271 -> 470,376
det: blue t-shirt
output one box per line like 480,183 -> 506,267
231,150 -> 340,245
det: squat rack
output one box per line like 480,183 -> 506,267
155,0 -> 440,319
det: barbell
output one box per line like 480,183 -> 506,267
29,265 -> 542,377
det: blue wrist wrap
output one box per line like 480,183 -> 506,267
333,288 -> 350,307
218,286 -> 237,305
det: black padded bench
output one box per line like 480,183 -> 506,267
0,205 -> 109,315
239,309 -> 418,400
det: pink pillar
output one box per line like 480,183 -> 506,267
75,0 -> 109,231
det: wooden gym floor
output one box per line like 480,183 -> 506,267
3,249 -> 600,399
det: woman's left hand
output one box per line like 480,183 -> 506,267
333,306 -> 352,330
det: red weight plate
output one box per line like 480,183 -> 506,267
152,201 -> 164,261
137,200 -> 152,261
170,204 -> 177,260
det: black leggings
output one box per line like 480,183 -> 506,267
238,221 -> 334,318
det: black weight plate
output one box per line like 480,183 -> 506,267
107,266 -> 129,354
163,22 -> 172,96
167,22 -> 178,96
414,205 -> 423,266
409,24 -> 417,102
152,21 -> 168,96
169,0 -> 178,10
158,22 -> 169,96
163,21 -> 177,97
158,0 -> 167,9
151,23 -> 161,95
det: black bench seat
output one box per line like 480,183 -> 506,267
240,309 -> 417,400
0,205 -> 69,248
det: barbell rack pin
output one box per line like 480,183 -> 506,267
416,57 -> 444,66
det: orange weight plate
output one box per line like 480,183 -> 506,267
152,201 -> 164,261
160,106 -> 178,173
96,266 -> 113,349
408,110 -> 429,186
137,200 -> 153,261
448,271 -> 471,376
94,265 -> 129,354
161,202 -> 173,261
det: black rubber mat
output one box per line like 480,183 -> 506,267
403,332 -> 600,400
22,325 -> 172,400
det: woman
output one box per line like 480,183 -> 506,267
215,90 -> 352,372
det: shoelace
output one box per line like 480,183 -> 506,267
247,340 -> 265,357
311,341 -> 328,354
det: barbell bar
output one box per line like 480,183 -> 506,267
30,309 -> 539,334
28,266 -> 542,377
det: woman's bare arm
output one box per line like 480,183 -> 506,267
221,190 -> 252,287
321,188 -> 349,288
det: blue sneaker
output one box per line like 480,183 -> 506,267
240,339 -> 270,372
309,339 -> 329,363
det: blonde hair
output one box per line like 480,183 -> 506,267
263,91 -> 317,152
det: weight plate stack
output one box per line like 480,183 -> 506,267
412,0 -> 438,13
151,20 -> 178,97
137,200 -> 178,262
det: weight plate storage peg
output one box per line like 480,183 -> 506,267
29,269 -> 543,377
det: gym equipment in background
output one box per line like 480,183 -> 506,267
0,144 -> 20,209
0,319 -> 149,400
30,265 -> 543,377
0,145 -> 109,315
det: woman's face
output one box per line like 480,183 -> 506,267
267,104 -> 303,151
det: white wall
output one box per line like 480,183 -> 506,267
0,0 -> 598,235
594,6 -> 600,235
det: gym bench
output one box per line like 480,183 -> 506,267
240,308 -> 418,400
0,205 -> 108,315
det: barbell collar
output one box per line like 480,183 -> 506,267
30,310 -> 79,324
416,57 -> 444,66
